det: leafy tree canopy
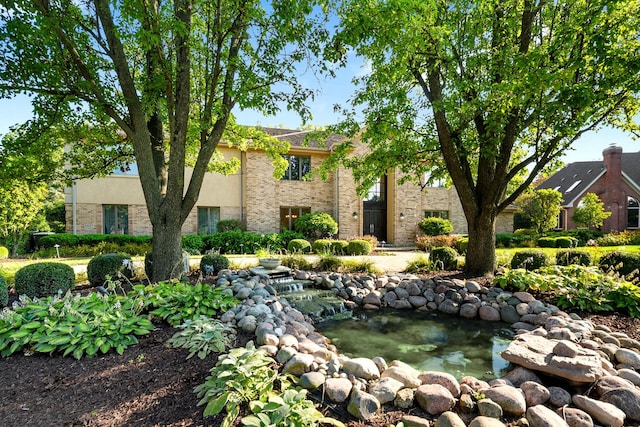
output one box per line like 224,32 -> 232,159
572,192 -> 612,230
517,188 -> 563,235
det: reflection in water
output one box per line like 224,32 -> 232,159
316,309 -> 514,380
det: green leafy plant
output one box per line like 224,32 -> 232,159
0,246 -> 8,259
294,212 -> 338,239
312,239 -> 332,254
346,239 -> 372,255
329,240 -> 348,255
598,251 -> 640,282
140,281 -> 238,326
510,250 -> 550,271
0,291 -> 154,358
200,254 -> 230,276
14,262 -> 75,298
182,234 -> 205,255
315,254 -> 342,272
418,217 -> 453,236
195,342 -> 283,427
340,259 -> 381,274
416,235 -> 460,251
404,254 -> 432,274
217,219 -> 245,232
287,239 -> 311,254
556,249 -> 593,266
87,253 -> 135,287
430,246 -> 459,270
0,274 -> 8,307
167,315 -> 236,359
280,255 -> 314,271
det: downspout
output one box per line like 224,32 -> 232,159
240,152 -> 245,224
72,182 -> 77,234
334,169 -> 339,234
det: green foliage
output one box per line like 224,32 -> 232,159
217,220 -> 245,232
416,235 -> 460,251
404,254 -> 432,274
494,265 -> 640,317
144,251 -> 154,282
510,250 -> 550,271
312,239 -> 332,254
537,237 -> 557,248
598,251 -> 640,282
87,253 -> 134,287
358,235 -> 379,250
0,274 -> 7,307
418,217 -> 454,236
430,247 -> 459,270
517,189 -> 563,235
572,193 -> 612,230
315,254 -> 342,272
241,388 -> 332,427
330,240 -> 348,255
0,291 -> 154,358
280,255 -> 314,271
200,254 -> 230,276
167,315 -> 236,360
14,262 -> 75,298
496,233 -> 535,248
455,237 -> 469,254
203,231 -> 300,255
182,235 -> 205,255
340,259 -> 381,274
294,212 -> 338,239
287,239 -> 311,254
35,234 -> 152,257
0,246 -> 8,259
346,239 -> 372,255
0,180 -> 49,256
139,281 -> 238,327
195,342 -> 283,427
556,250 -> 593,267
555,236 -> 577,248
597,230 -> 640,246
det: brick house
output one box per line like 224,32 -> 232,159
64,128 -> 515,246
537,145 -> 640,231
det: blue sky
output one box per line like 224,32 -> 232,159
1,74 -> 637,165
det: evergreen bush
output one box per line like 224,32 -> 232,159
455,237 -> 469,254
216,219 -> 245,232
418,217 -> 453,236
510,250 -> 550,271
0,246 -> 8,259
346,239 -> 372,255
330,240 -> 348,255
312,239 -> 332,254
287,239 -> 311,254
200,254 -> 230,275
294,212 -> 338,239
556,250 -> 593,266
182,235 -> 205,255
14,262 -> 75,298
0,274 -> 7,307
555,236 -> 577,248
537,237 -> 556,248
87,253 -> 135,286
430,246 -> 459,270
598,251 -> 640,281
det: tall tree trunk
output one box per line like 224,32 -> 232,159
149,219 -> 184,283
465,210 -> 497,277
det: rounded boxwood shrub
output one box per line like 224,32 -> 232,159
330,240 -> 348,255
200,253 -> 230,275
0,246 -> 8,259
14,262 -> 75,298
182,234 -> 205,255
510,250 -> 550,271
347,239 -> 372,256
598,251 -> 640,280
418,217 -> 454,236
430,246 -> 459,270
555,236 -> 577,248
556,249 -> 593,266
294,212 -> 338,239
287,239 -> 311,254
87,253 -> 135,287
455,237 -> 469,254
537,237 -> 556,248
0,274 -> 8,307
312,239 -> 332,254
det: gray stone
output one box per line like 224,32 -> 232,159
381,362 -> 422,388
548,386 -> 572,407
409,295 -> 428,308
514,291 -> 535,303
468,416 -> 507,427
557,407 -> 593,427
415,384 -> 456,415
438,299 -> 459,315
572,394 -> 625,427
594,375 -> 635,396
479,305 -> 501,321
615,347 -> 640,368
369,377 -> 405,404
389,299 -> 413,309
601,387 -> 640,421
477,398 -> 503,418
521,381 -> 550,406
394,387 -> 415,409
618,368 -> 640,386
363,292 -> 381,306
481,385 -> 526,416
402,414 -> 432,427
459,303 -> 479,319
503,366 -> 541,387
466,281 -> 483,293
527,404 -> 569,427
500,305 -> 520,324
433,411 -> 466,427
298,371 -> 326,390
418,371 -> 461,397
342,357 -> 380,380
282,353 -> 314,376
347,388 -> 380,421
323,378 -> 353,403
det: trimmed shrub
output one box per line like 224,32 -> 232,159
87,253 -> 135,286
496,233 -> 534,248
418,217 -> 453,236
556,250 -> 593,267
182,235 -> 205,255
0,246 -> 8,259
598,251 -> 640,281
316,254 -> 342,272
510,250 -> 550,271
347,239 -> 372,256
14,262 -> 75,298
596,230 -> 640,247
416,235 -> 460,251
217,219 -> 245,232
200,254 -> 230,275
312,239 -> 332,254
430,246 -> 459,270
287,239 -> 311,254
359,235 -> 379,250
330,240 -> 348,255
0,274 -> 7,307
455,237 -> 469,254
294,212 -> 338,239
537,237 -> 556,248
555,236 -> 577,248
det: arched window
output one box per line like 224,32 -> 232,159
628,197 -> 640,229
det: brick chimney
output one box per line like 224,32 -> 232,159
601,145 -> 624,231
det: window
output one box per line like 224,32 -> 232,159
366,177 -> 386,201
628,197 -> 640,229
198,207 -> 220,234
282,155 -> 311,181
424,210 -> 449,219
564,180 -> 582,193
280,206 -> 310,231
103,205 -> 128,234
556,210 -> 565,230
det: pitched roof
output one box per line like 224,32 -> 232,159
537,161 -> 605,205
260,127 -> 344,150
621,150 -> 640,191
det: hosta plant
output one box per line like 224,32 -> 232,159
0,291 -> 154,358
167,315 -> 236,359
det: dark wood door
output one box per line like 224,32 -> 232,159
363,201 -> 386,241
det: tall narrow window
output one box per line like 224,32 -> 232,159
281,155 -> 311,181
198,207 -> 221,234
103,205 -> 128,234
366,177 -> 386,201
628,197 -> 640,228
280,207 -> 311,231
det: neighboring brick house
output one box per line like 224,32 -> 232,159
64,128 -> 514,246
537,145 -> 640,232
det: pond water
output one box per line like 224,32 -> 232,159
316,309 -> 515,381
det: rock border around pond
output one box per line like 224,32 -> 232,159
216,269 -> 640,427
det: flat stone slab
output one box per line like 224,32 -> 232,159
501,334 -> 605,384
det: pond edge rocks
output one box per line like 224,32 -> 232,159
216,269 -> 640,427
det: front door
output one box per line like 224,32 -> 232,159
363,176 -> 387,241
